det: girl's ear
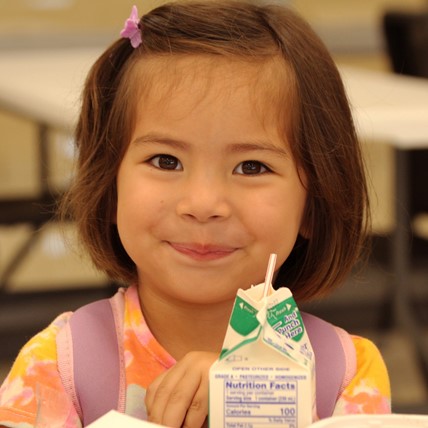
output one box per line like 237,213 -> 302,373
111,201 -> 118,224
299,203 -> 311,240
299,221 -> 311,240
297,168 -> 310,239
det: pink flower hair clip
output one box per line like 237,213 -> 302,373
120,5 -> 143,48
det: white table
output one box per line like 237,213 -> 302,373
340,65 -> 428,148
0,48 -> 99,130
1,48 -> 428,368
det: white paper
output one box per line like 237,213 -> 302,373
310,413 -> 428,427
87,410 -> 166,427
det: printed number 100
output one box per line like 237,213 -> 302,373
280,407 -> 296,416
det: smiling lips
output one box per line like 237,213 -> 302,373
169,242 -> 237,261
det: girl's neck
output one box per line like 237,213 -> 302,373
139,292 -> 233,360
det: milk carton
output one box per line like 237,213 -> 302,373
209,255 -> 315,428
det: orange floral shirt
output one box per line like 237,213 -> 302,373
0,286 -> 390,427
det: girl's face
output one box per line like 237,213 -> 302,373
116,57 -> 307,307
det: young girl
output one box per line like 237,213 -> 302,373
0,1 -> 390,427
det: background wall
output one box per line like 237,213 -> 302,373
0,0 -> 425,53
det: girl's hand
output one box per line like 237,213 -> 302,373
145,351 -> 218,427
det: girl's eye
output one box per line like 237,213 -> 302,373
149,154 -> 182,170
234,160 -> 270,175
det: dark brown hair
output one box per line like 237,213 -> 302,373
61,0 -> 370,302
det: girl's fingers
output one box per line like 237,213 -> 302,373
145,352 -> 216,427
146,368 -> 186,425
179,375 -> 209,428
145,369 -> 169,414
161,370 -> 206,427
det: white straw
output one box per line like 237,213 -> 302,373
263,253 -> 277,298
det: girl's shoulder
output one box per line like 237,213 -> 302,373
351,335 -> 390,380
0,312 -> 78,428
6,311 -> 72,375
333,335 -> 391,415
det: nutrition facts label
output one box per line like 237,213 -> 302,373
220,374 -> 301,427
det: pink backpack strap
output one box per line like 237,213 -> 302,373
334,325 -> 358,397
301,312 -> 357,419
56,290 -> 126,426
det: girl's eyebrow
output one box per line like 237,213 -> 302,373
227,141 -> 290,159
131,133 -> 189,150
132,132 -> 290,159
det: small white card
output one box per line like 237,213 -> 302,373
87,410 -> 166,427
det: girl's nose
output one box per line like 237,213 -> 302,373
175,176 -> 232,223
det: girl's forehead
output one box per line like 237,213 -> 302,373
151,55 -> 284,86
129,54 -> 295,127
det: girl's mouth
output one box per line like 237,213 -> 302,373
168,242 -> 237,261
